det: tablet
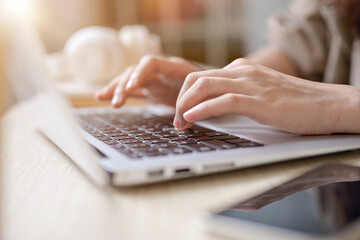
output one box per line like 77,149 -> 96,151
204,182 -> 360,240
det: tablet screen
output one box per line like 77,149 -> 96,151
214,182 -> 360,237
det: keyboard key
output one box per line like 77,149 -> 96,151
166,147 -> 192,154
146,139 -> 168,144
117,148 -> 142,159
135,132 -> 154,137
114,135 -> 135,140
203,131 -> 228,137
126,143 -> 149,148
158,133 -> 178,138
122,127 -> 140,132
149,130 -> 166,135
191,125 -> 212,133
96,135 -> 112,141
187,143 -> 216,152
179,132 -> 203,138
151,142 -> 178,148
145,127 -> 162,132
174,129 -> 194,134
162,127 -> 175,132
111,132 -> 129,137
126,129 -> 146,134
168,136 -> 188,141
104,140 -> 120,145
173,139 -> 197,145
120,139 -> 143,144
138,135 -> 160,140
111,144 -> 127,150
190,136 -> 213,142
214,135 -> 239,140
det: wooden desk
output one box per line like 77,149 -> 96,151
2,103 -> 360,240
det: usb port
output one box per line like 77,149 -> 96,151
175,168 -> 191,174
148,169 -> 164,178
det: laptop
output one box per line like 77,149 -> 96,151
5,19 -> 360,186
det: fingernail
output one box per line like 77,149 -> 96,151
173,117 -> 179,128
126,74 -> 138,90
183,107 -> 197,122
112,95 -> 120,105
176,118 -> 188,130
175,121 -> 192,131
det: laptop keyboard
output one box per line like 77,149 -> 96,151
78,113 -> 263,159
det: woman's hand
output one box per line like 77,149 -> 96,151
174,58 -> 360,135
96,55 -> 203,107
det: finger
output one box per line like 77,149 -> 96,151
111,67 -> 135,108
176,77 -> 241,129
177,68 -> 241,106
183,93 -> 260,123
95,78 -> 121,101
95,66 -> 135,101
125,55 -> 190,92
129,88 -> 148,98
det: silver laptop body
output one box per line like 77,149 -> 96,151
5,20 -> 360,186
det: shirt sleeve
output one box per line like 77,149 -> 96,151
266,0 -> 329,81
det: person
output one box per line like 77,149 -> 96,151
95,0 -> 360,135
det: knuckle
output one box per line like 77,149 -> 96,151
225,93 -> 239,105
169,56 -> 184,63
242,65 -> 260,76
233,58 -> 249,66
193,77 -> 212,93
141,54 -> 159,65
196,77 -> 208,89
185,72 -> 200,85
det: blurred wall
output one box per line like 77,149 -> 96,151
34,0 -> 293,64
35,0 -> 117,52
241,0 -> 292,54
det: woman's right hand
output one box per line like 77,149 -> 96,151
95,55 -> 203,108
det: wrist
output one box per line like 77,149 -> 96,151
333,86 -> 360,134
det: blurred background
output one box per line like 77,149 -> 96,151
12,0 -> 290,66
1,0 -> 291,109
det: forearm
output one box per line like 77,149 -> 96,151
246,45 -> 300,77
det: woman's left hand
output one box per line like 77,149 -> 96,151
174,58 -> 360,135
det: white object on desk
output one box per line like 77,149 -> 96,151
47,25 -> 163,85
64,26 -> 127,83
119,25 -> 162,65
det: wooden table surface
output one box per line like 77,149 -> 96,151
2,102 -> 360,240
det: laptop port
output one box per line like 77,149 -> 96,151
148,169 -> 164,178
175,168 -> 191,174
203,162 -> 235,172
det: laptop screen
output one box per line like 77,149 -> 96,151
3,18 -> 108,186
0,16 -> 5,238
